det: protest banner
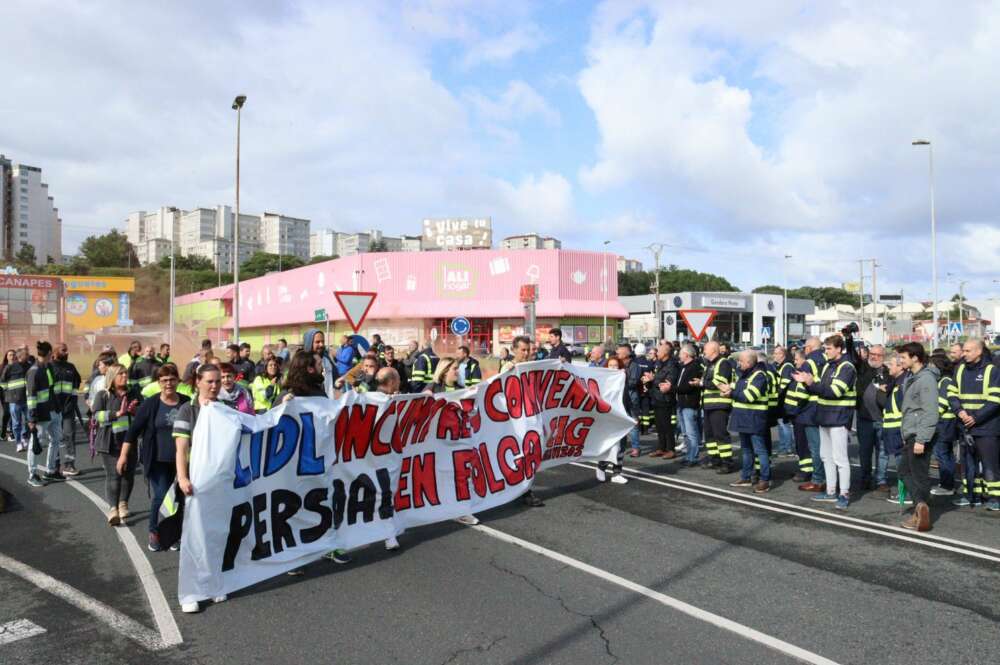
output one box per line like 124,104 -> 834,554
178,360 -> 634,605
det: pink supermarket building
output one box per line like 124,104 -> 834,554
174,249 -> 628,356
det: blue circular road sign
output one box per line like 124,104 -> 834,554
450,317 -> 471,336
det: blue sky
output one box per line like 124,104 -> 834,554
1,0 -> 999,300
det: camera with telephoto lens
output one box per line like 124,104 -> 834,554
841,322 -> 859,336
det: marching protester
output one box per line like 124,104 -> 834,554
795,337 -> 828,492
92,364 -> 139,523
649,343 -> 679,458
234,343 -> 257,389
131,345 -> 161,395
725,350 -> 772,493
456,345 -> 482,387
334,334 -> 360,377
897,343 -> 939,530
796,334 -> 856,510
587,344 -> 606,368
695,341 -> 736,472
783,348 -> 812,482
375,367 -> 403,550
121,364 -> 188,551
52,342 -> 82,477
302,329 -> 339,398
424,357 -> 461,394
26,341 -> 63,487
218,363 -> 255,414
156,343 -> 171,365
504,335 -> 545,507
547,328 -> 573,363
250,357 -> 283,413
409,338 -> 439,393
380,345 -> 409,392
0,349 -> 13,443
335,354 -> 380,392
882,352 -> 908,503
173,364 -> 230,612
954,339 -> 1000,511
675,344 -> 703,467
275,338 -> 290,363
619,342 -> 645,458
597,354 -> 628,484
772,346 -> 796,456
2,345 -> 31,453
254,344 -> 276,377
930,352 -> 959,497
855,344 -> 889,491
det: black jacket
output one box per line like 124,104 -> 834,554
125,393 -> 190,469
51,359 -> 82,417
548,343 -> 573,363
0,360 -> 30,406
650,357 -> 680,406
674,359 -> 703,409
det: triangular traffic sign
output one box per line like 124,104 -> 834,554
334,291 -> 377,332
679,309 -> 717,340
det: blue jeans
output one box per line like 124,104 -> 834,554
933,437 -> 956,490
806,426 -> 825,484
147,461 -> 177,533
679,407 -> 701,462
8,403 -> 27,443
857,418 -> 888,486
27,413 -> 62,479
777,420 -> 794,453
740,433 -> 770,481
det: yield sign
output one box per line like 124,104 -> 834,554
334,291 -> 377,332
679,309 -> 717,340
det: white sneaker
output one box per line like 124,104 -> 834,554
16,443 -> 26,453
595,467 -> 607,482
385,536 -> 400,551
212,595 -> 227,603
181,602 -> 200,613
930,486 -> 955,496
454,515 -> 479,526
611,474 -> 628,485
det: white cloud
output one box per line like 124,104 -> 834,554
578,0 -> 1000,297
464,80 -> 560,129
461,22 -> 546,68
494,172 -> 574,231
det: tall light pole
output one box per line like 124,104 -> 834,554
912,139 -> 937,347
602,240 -> 610,343
782,254 -> 792,346
168,246 -> 175,351
646,243 -> 664,341
232,94 -> 247,343
215,250 -> 222,343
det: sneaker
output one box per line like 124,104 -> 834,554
610,474 -> 628,485
323,549 -> 351,564
522,492 -> 544,507
286,569 -> 305,576
887,494 -> 914,506
212,595 -> 227,603
753,481 -> 771,494
835,495 -> 849,510
15,443 -> 25,453
385,536 -> 400,551
988,500 -> 1000,512
42,470 -> 65,482
952,496 -> 972,507
61,464 -> 80,477
595,467 -> 607,482
148,532 -> 163,552
729,479 -> 753,488
811,493 -> 838,503
26,474 -> 45,488
930,486 -> 954,496
973,497 -> 985,507
454,515 -> 479,526
181,602 -> 200,614
170,541 -> 180,551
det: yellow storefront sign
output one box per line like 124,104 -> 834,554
62,275 -> 136,330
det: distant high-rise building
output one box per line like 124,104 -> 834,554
617,257 -> 643,273
310,229 -> 340,258
501,234 -> 561,250
1,155 -> 63,264
261,212 -> 310,261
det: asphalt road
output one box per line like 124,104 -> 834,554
1,427 -> 999,665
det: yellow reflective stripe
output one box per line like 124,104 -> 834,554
818,398 -> 855,407
733,402 -> 767,411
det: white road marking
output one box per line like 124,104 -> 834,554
0,618 -> 46,646
472,524 -> 841,665
571,461 -> 1000,565
0,452 -> 182,649
0,552 -> 167,650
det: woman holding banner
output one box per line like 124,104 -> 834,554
596,357 -> 629,485
423,357 -> 481,525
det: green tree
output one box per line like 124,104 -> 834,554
618,265 -> 739,296
368,240 -> 388,253
752,285 -> 784,295
308,254 -> 338,264
79,230 -> 137,268
14,243 -> 37,269
159,254 -> 214,271
239,251 -> 305,279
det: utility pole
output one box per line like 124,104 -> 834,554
646,243 -> 664,341
857,259 -> 865,338
232,94 -> 247,343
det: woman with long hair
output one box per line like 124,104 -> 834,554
1,349 -> 14,442
218,362 -> 255,414
424,358 -> 461,394
251,357 -> 283,413
120,363 -> 189,552
92,364 -> 139,526
278,350 -> 327,401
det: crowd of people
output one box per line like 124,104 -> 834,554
588,332 -> 1000,532
1,325 -> 997,610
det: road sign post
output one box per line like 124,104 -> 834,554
678,309 -> 717,341
333,291 -> 377,333
521,284 -> 538,343
450,317 -> 471,337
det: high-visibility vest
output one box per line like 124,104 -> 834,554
883,382 -> 903,430
251,376 -> 279,412
938,376 -> 957,420
955,362 -> 999,413
732,369 -> 768,412
702,357 -> 733,408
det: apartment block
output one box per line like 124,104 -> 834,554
500,234 -> 561,250
1,155 -> 62,263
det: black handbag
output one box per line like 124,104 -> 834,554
31,429 -> 42,455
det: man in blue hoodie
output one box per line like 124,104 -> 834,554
302,329 -> 339,398
334,334 -> 360,377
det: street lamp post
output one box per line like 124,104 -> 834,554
912,140 -> 938,347
168,248 -> 175,350
232,94 -> 246,343
215,250 -> 222,343
602,240 -> 610,343
783,254 -> 792,346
